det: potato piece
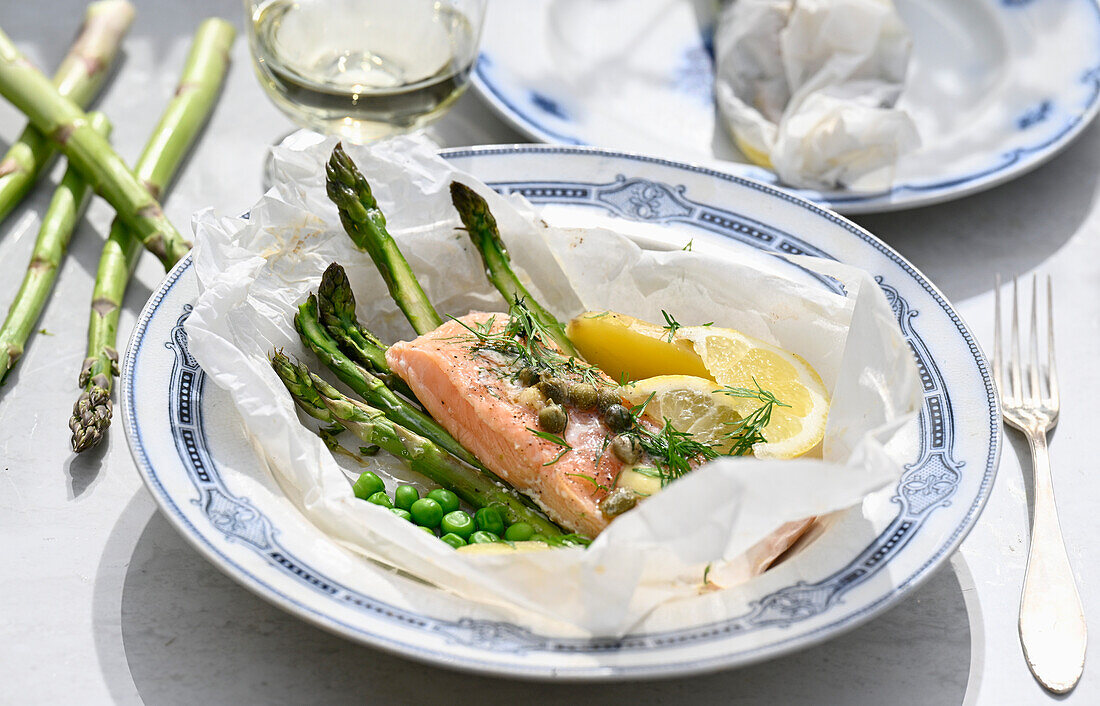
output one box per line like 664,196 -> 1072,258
566,311 -> 713,382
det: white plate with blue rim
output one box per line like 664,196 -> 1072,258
472,0 -> 1100,214
121,145 -> 999,679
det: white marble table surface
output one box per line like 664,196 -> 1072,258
1,2 -> 1096,704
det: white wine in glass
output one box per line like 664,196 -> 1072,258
245,0 -> 486,143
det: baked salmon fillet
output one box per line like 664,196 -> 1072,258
387,311 -> 816,567
386,313 -> 626,537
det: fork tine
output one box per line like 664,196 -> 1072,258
1047,276 -> 1059,408
1028,275 -> 1041,405
993,274 -> 1003,395
1010,277 -> 1022,402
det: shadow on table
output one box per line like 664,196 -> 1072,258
94,507 -> 973,706
856,119 -> 1100,303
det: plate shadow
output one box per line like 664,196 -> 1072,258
114,510 -> 972,706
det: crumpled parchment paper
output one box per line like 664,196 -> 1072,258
184,132 -> 922,636
714,0 -> 920,190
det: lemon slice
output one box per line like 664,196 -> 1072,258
619,375 -> 742,448
569,311 -> 828,458
677,325 -> 828,459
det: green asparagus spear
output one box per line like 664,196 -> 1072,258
268,351 -> 376,464
70,19 -> 235,452
0,1 -> 134,227
270,351 -> 564,537
316,262 -> 417,401
449,181 -> 578,357
295,294 -> 483,466
325,143 -> 443,334
0,21 -> 198,269
0,112 -> 111,384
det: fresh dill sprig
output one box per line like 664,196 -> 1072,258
660,310 -> 712,342
566,472 -> 610,491
717,379 -> 790,456
661,310 -> 682,342
682,239 -> 694,251
635,418 -> 718,485
526,427 -> 571,447
527,427 -> 572,465
454,296 -> 609,388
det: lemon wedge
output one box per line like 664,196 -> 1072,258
569,312 -> 829,458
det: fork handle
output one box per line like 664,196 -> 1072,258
1018,431 -> 1087,693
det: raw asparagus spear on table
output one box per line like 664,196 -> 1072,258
449,181 -> 578,357
325,142 -> 443,335
70,18 -> 235,452
0,0 -> 133,227
316,261 -> 418,402
270,351 -> 567,538
0,112 -> 111,384
0,20 -> 193,269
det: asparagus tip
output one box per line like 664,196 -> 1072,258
70,385 -> 112,452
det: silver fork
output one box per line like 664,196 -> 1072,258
994,274 -> 1086,693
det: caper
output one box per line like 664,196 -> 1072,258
568,382 -> 598,410
604,403 -> 633,433
516,385 -> 547,410
596,386 -> 621,412
537,377 -> 567,404
517,366 -> 539,387
538,403 -> 568,433
610,434 -> 643,464
599,487 -> 639,518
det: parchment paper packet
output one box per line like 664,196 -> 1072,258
714,0 -> 920,191
185,132 -> 922,636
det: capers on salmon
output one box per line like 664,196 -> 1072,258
610,434 -> 643,464
568,382 -> 598,409
537,377 -> 567,404
604,403 -> 632,433
596,386 -> 621,412
538,403 -> 568,433
599,487 -> 639,518
517,366 -> 539,387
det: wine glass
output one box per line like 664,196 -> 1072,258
243,0 -> 488,181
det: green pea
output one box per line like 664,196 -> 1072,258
441,510 -> 475,539
469,530 -> 500,544
394,484 -> 420,511
474,507 -> 505,536
427,489 -> 460,514
389,507 -> 412,522
352,471 -> 384,500
504,522 -> 535,541
410,497 -> 444,528
366,491 -> 393,508
419,526 -> 436,535
440,533 -> 467,549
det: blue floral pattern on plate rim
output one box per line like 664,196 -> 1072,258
120,146 -> 1000,679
